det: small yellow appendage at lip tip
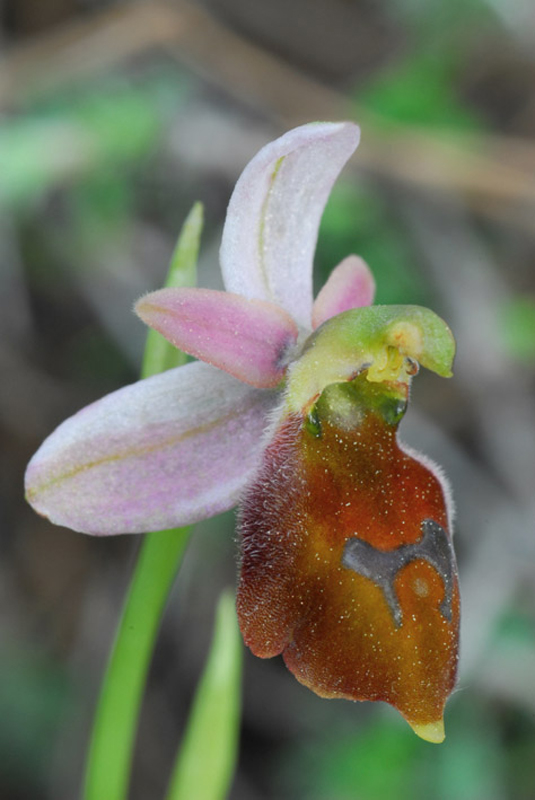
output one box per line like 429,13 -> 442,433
409,718 -> 446,744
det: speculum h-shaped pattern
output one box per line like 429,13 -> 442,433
342,518 -> 455,628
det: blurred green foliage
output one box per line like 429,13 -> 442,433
0,71 -> 187,210
496,608 -> 535,647
358,52 -> 481,131
317,182 -> 431,306
500,298 -> 535,363
63,328 -> 134,385
2,67 -> 191,389
317,34 -> 485,310
0,651 -> 72,791
386,0 -> 495,40
285,699 -> 511,800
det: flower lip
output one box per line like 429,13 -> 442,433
237,368 -> 459,741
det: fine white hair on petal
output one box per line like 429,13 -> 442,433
399,440 -> 456,530
25,361 -> 279,535
220,121 -> 360,329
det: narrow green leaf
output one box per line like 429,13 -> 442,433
166,591 -> 243,800
142,202 -> 203,378
83,203 -> 203,800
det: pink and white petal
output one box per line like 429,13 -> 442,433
220,122 -> 360,328
25,362 -> 278,535
312,255 -> 376,329
135,288 -> 298,388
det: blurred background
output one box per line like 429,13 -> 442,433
2,0 -> 535,798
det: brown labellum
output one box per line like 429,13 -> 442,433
237,376 -> 459,742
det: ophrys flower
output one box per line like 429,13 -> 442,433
25,122 -> 459,742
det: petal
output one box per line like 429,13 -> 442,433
220,122 -> 360,328
237,376 -> 459,740
25,362 -> 278,535
311,255 -> 375,329
135,288 -> 298,388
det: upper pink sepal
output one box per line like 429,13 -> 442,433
220,122 -> 360,328
135,288 -> 298,388
311,255 -> 375,329
24,362 -> 278,535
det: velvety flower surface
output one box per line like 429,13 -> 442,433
25,122 -> 459,742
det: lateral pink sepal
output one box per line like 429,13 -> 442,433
24,362 -> 278,535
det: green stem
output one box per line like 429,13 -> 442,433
83,528 -> 190,800
82,203 -> 203,800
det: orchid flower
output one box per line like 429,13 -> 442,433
25,122 -> 459,743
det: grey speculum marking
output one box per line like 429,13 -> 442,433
342,519 -> 455,628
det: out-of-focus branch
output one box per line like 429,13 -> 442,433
2,0 -> 535,228
0,3 -> 183,100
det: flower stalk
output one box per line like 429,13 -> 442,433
83,527 -> 190,800
83,204 -> 202,800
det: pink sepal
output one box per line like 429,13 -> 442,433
220,122 -> 360,328
25,362 -> 277,535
